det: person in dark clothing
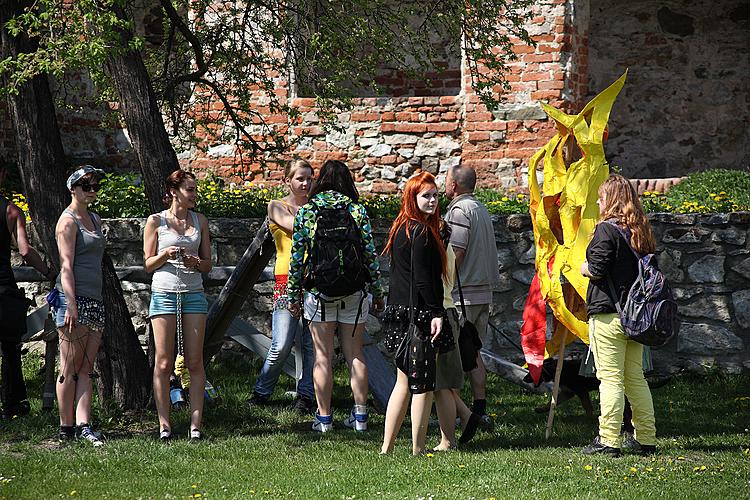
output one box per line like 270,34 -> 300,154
580,173 -> 657,457
380,171 -> 448,455
0,168 -> 57,419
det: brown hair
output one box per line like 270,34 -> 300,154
163,169 -> 196,207
284,158 -> 313,179
598,173 -> 656,254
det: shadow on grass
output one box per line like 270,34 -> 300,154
3,353 -> 749,454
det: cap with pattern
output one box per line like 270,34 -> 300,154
66,165 -> 105,191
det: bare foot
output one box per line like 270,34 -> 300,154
431,442 -> 456,452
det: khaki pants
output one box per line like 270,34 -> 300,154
459,304 -> 490,345
590,313 -> 656,448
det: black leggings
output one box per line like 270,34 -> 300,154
1,339 -> 27,410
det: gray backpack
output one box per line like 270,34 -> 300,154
604,221 -> 679,347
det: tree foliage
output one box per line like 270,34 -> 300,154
1,0 -> 534,164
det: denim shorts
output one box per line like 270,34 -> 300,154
54,292 -> 106,332
149,291 -> 209,317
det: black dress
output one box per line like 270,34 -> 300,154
382,222 -> 453,393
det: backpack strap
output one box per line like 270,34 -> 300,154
601,220 -> 642,260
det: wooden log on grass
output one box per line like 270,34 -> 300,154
203,219 -> 275,363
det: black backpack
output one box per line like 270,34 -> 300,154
303,201 -> 370,297
604,221 -> 679,347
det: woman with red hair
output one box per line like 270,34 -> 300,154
380,171 -> 451,455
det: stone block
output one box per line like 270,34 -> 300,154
512,267 -> 536,285
491,103 -> 547,121
681,295 -> 732,322
672,287 -> 703,301
657,249 -> 684,282
383,134 -> 419,145
687,255 -> 725,283
496,272 -> 515,292
506,214 -> 532,232
662,226 -> 711,243
367,143 -> 393,157
413,137 -> 461,158
497,247 -> 517,271
732,290 -> 750,329
731,256 -> 750,280
358,137 -> 379,148
677,323 -> 743,354
711,228 -> 747,245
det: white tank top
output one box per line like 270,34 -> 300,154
151,210 -> 204,293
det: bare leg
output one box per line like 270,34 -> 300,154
151,315 -> 176,432
434,389 -> 456,450
57,325 -> 88,427
183,314 -> 206,432
381,369 -> 410,454
309,321 -> 337,416
338,322 -> 368,406
411,391 -> 434,455
74,328 -> 102,425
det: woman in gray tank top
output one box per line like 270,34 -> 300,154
54,165 -> 107,446
143,169 -> 212,441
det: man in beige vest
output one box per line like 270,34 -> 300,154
444,164 -> 501,423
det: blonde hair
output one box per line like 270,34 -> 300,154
598,173 -> 656,254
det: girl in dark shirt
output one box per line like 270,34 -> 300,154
381,171 -> 447,455
580,174 -> 657,456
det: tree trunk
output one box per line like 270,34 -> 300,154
0,1 -> 69,259
103,6 -> 179,211
96,255 -> 151,407
1,0 -> 150,409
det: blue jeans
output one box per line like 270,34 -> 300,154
254,309 -> 314,399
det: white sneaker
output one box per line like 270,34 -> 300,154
78,424 -> 104,447
343,404 -> 368,432
312,412 -> 333,433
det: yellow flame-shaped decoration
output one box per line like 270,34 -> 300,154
528,71 -> 627,356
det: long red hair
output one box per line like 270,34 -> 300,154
383,171 -> 447,277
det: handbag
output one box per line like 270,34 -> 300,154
456,264 -> 482,372
46,287 -> 61,308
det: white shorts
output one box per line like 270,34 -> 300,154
303,291 -> 369,324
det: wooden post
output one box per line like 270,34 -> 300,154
545,331 -> 567,440
41,318 -> 57,411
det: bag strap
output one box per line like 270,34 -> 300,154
409,230 -> 415,326
455,258 -> 467,319
602,220 -> 642,261
606,274 -> 625,314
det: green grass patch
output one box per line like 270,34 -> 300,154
1,355 -> 749,499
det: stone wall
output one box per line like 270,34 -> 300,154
588,0 -> 750,177
17,213 -> 750,376
2,1 -> 748,184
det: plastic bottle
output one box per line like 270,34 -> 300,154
204,380 -> 220,405
169,374 -> 187,409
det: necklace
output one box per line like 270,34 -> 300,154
169,208 -> 188,222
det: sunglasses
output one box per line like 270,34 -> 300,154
77,183 -> 101,193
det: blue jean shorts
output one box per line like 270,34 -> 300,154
149,291 -> 209,317
54,292 -> 106,332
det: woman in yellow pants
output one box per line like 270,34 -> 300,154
581,174 -> 657,457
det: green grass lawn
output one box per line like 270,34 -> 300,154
1,354 -> 749,499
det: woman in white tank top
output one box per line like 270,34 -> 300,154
143,169 -> 212,441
